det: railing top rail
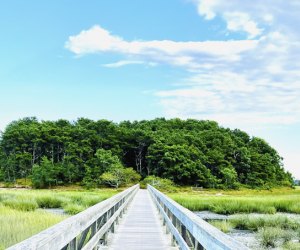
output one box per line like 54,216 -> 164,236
148,185 -> 249,250
8,184 -> 139,250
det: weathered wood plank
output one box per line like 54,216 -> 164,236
108,189 -> 177,250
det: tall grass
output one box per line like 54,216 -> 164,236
210,214 -> 300,249
3,197 -> 38,211
257,227 -> 291,248
0,189 -> 118,214
168,188 -> 300,214
229,214 -> 300,231
209,220 -> 233,233
63,204 -> 87,215
0,206 -> 66,249
35,195 -> 66,208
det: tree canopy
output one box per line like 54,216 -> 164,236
0,117 -> 293,188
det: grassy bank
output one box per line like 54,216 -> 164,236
168,188 -> 300,214
0,188 -> 119,248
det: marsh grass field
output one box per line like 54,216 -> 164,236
168,187 -> 300,249
0,188 -> 119,249
168,187 -> 300,214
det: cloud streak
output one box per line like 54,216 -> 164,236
65,25 -> 258,69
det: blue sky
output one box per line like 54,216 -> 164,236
0,0 -> 299,178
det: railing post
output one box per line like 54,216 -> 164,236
69,238 -> 77,250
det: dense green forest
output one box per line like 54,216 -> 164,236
0,117 -> 293,188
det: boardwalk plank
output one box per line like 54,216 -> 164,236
107,189 -> 177,250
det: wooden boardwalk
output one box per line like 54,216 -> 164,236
107,189 -> 177,250
9,185 -> 248,250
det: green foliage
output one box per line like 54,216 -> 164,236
0,117 -> 293,188
0,168 -> 4,182
141,176 -> 176,192
100,167 -> 141,188
220,167 -> 239,189
31,157 -> 63,188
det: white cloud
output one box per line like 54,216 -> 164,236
103,60 -> 152,68
194,0 -> 280,38
224,12 -> 263,38
196,0 -> 220,20
65,25 -> 258,69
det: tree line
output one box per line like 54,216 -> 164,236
0,117 -> 293,188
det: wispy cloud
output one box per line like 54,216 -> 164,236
102,60 -> 155,68
65,25 -> 258,69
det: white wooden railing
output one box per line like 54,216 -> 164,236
148,185 -> 250,250
8,184 -> 139,250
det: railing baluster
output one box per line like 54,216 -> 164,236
69,238 -> 77,250
78,227 -> 90,249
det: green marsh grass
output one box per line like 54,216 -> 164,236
229,214 -> 300,231
63,203 -> 87,215
2,196 -> 38,211
168,188 -> 300,214
257,227 -> 296,248
0,189 -> 118,214
35,195 -> 66,208
0,206 -> 66,249
208,220 -> 233,233
283,241 -> 300,250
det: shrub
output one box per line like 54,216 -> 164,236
36,195 -> 65,208
209,220 -> 233,233
257,227 -> 282,248
282,242 -> 300,250
63,204 -> 86,215
257,227 -> 295,248
80,196 -> 103,207
230,214 -> 300,231
100,167 -> 141,188
140,176 -> 177,192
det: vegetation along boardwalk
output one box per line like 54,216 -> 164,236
8,185 -> 249,250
